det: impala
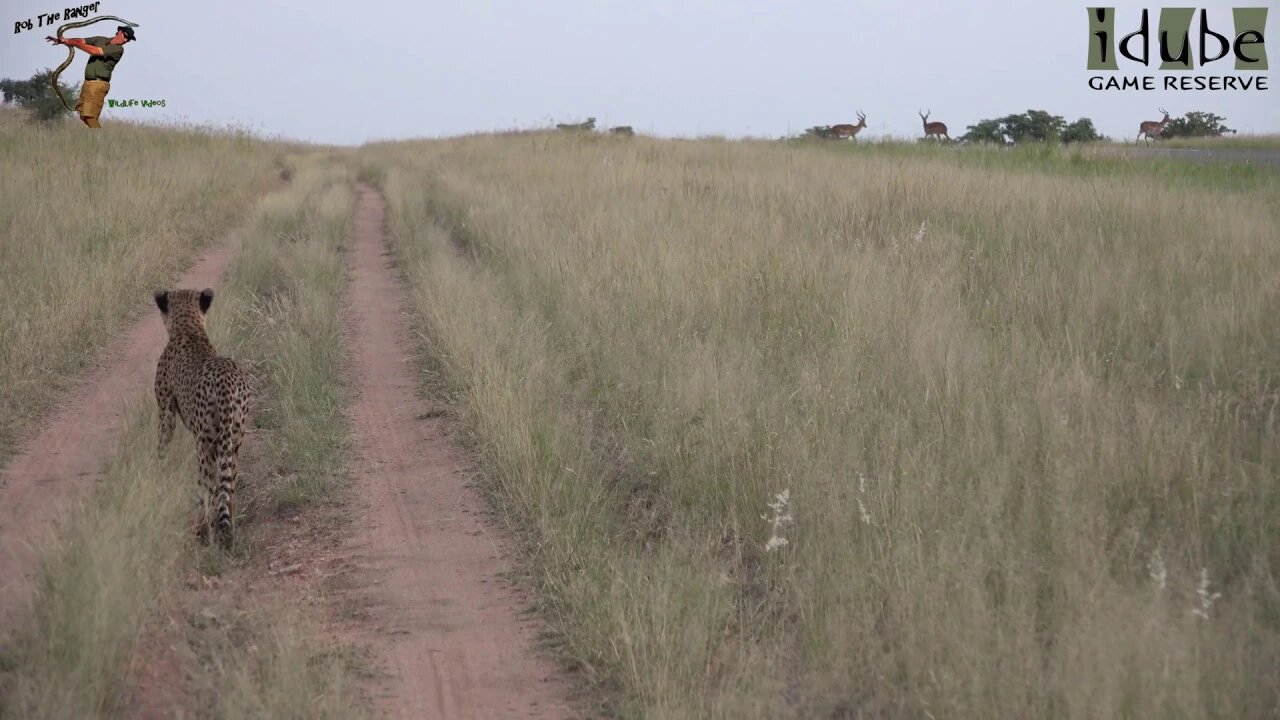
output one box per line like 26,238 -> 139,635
919,109 -> 950,141
829,111 -> 868,140
1137,107 -> 1171,145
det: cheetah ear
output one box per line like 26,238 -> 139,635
154,290 -> 169,314
199,288 -> 215,314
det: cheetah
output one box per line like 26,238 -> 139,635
154,288 -> 251,548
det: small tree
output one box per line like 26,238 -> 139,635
1163,111 -> 1236,138
961,118 -> 1005,144
963,110 -> 1104,144
803,125 -> 834,140
1061,118 -> 1105,144
1002,110 -> 1067,143
0,70 -> 79,123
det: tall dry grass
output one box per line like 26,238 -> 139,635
215,152 -> 357,513
0,398 -> 194,718
367,134 -> 1279,718
0,107 -> 279,461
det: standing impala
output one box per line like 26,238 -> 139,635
919,110 -> 950,141
1137,108 -> 1171,144
829,111 -> 867,140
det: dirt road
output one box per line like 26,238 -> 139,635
334,185 -> 574,719
0,237 -> 242,635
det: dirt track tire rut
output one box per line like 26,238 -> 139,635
335,184 -> 574,719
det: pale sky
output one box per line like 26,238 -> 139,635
2,0 -> 1275,145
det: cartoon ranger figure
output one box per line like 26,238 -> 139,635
45,25 -> 135,128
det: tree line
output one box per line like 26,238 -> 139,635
959,109 -> 1235,144
804,108 -> 1238,144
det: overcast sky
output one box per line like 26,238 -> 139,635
2,0 -> 1274,145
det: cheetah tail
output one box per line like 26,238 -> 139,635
213,450 -> 237,548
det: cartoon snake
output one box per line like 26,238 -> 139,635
50,15 -> 140,112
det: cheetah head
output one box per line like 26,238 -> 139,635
154,288 -> 214,336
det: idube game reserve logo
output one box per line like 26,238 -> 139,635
1087,7 -> 1269,91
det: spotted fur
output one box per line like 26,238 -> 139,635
154,288 -> 250,548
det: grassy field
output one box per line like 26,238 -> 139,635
794,137 -> 1280,193
1,107 -> 1275,718
1158,134 -> 1280,150
0,150 -> 366,719
0,108 -> 282,462
366,134 -> 1279,718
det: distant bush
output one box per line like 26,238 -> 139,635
1164,111 -> 1236,138
0,70 -> 78,124
962,109 -> 1106,144
1061,118 -> 1105,144
962,118 -> 1006,144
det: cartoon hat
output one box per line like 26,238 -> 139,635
118,25 -> 136,41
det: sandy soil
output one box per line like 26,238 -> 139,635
0,236 -> 242,637
330,184 -> 575,719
